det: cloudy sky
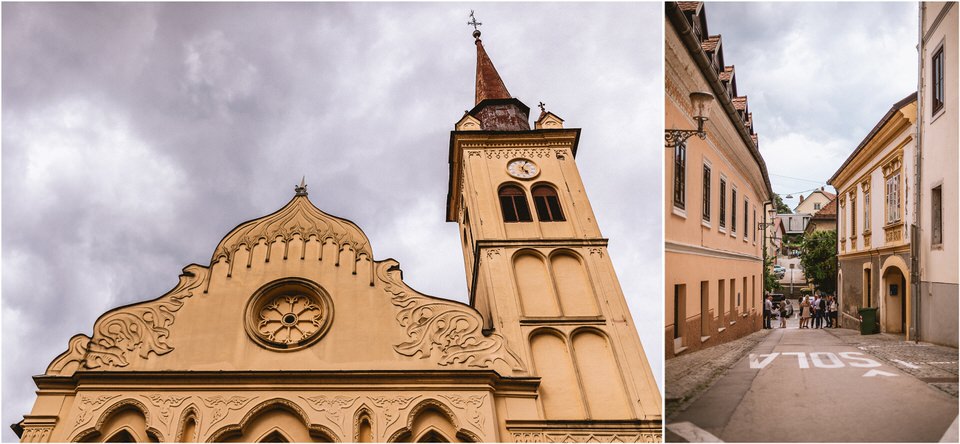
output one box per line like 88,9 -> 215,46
1,2 -> 663,436
706,2 -> 918,209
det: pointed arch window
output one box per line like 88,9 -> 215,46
499,185 -> 532,222
532,184 -> 565,222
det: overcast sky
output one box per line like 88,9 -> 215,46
1,3 -> 663,436
706,2 -> 918,210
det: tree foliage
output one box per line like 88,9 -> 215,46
764,255 -> 781,292
799,230 -> 837,294
774,194 -> 792,214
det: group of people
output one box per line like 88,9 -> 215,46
798,293 -> 839,328
763,292 -> 839,329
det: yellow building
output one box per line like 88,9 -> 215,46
14,28 -> 661,443
828,93 -> 917,336
664,1 -> 772,358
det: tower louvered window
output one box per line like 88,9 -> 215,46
499,185 -> 533,222
532,185 -> 565,222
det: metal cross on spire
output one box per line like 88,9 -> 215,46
468,10 -> 482,39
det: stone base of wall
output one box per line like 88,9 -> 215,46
665,310 -> 761,358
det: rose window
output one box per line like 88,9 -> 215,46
244,278 -> 333,351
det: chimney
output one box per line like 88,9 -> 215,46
799,195 -> 805,203
820,186 -> 824,191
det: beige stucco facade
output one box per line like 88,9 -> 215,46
916,1 -> 958,347
829,94 -> 917,337
15,30 -> 661,443
793,189 -> 834,215
664,2 -> 772,358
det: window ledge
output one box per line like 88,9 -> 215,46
701,219 -> 712,229
719,226 -> 727,234
931,106 -> 946,124
672,206 -> 687,219
674,346 -> 689,355
729,320 -> 736,325
718,327 -> 726,333
700,335 -> 711,343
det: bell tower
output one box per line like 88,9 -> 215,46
445,17 -> 662,435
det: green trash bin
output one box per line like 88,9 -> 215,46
858,307 -> 879,335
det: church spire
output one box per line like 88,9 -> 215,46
473,31 -> 511,104
464,11 -> 530,131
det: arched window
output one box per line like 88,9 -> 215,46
499,185 -> 532,222
532,185 -> 565,222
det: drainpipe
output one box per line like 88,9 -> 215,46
911,2 -> 925,343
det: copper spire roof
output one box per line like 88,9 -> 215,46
474,37 -> 512,105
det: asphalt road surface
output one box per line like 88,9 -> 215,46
667,320 -> 958,442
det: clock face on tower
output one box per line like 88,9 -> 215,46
506,158 -> 540,179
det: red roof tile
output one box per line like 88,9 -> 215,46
813,198 -> 837,218
678,2 -> 702,13
732,96 -> 747,111
701,35 -> 721,52
719,65 -> 735,81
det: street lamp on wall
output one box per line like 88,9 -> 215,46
665,91 -> 715,147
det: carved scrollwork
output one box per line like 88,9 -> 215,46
74,394 -> 121,427
369,395 -> 419,429
300,395 -> 358,434
512,432 -> 662,443
83,265 -> 207,369
200,395 -> 256,435
143,394 -> 189,426
485,148 -> 553,160
441,394 -> 485,430
211,195 -> 371,267
377,260 -> 525,371
45,334 -> 91,376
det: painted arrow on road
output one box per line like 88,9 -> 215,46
863,369 -> 898,377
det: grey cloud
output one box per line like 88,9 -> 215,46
705,2 -> 917,203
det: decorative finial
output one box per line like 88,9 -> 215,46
468,10 -> 482,40
295,176 -> 308,196
538,102 -> 546,113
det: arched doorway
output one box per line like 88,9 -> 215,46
880,257 -> 909,335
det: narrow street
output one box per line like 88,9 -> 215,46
667,309 -> 959,442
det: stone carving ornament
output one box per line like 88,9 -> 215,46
244,278 -> 334,351
200,395 -> 256,435
45,266 -> 208,374
377,260 -> 524,371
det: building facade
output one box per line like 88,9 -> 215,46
664,2 -> 773,358
829,94 -> 917,336
804,197 -> 837,235
793,189 -> 835,215
14,30 -> 662,443
916,1 -> 958,347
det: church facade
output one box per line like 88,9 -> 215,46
14,28 -> 662,443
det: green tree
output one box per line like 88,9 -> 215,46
774,194 -> 792,214
799,230 -> 837,294
763,255 -> 782,293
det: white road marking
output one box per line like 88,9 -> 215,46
782,352 -> 810,368
667,421 -> 724,443
939,415 -> 959,443
749,353 -> 779,369
863,369 -> 898,377
810,352 -> 844,368
840,352 -> 883,368
892,359 -> 920,369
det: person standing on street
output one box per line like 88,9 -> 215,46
764,295 -> 773,329
817,294 -> 826,328
779,302 -> 788,328
829,294 -> 839,328
799,298 -> 810,328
